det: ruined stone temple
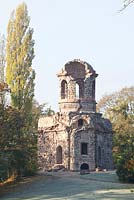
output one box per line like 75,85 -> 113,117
38,59 -> 113,171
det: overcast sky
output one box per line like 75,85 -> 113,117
0,0 -> 134,110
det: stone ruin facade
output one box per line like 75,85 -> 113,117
38,59 -> 113,171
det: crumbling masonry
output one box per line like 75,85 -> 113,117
38,59 -> 113,171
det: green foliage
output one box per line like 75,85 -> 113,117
0,104 -> 38,182
0,3 -> 37,183
97,87 -> 134,182
0,98 -> 45,182
31,100 -> 46,129
0,34 -> 5,82
0,34 -> 6,104
44,106 -> 55,116
115,134 -> 134,182
0,105 -> 20,181
1,2 -> 55,184
6,2 -> 35,112
0,152 -> 10,182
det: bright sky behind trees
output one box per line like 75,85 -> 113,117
0,0 -> 134,110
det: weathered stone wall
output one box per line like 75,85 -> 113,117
38,113 -> 71,170
95,132 -> 113,169
38,129 -> 69,170
38,59 -> 113,171
72,130 -> 96,171
38,111 -> 113,171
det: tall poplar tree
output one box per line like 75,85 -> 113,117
6,3 -> 37,176
6,2 -> 35,112
0,34 -> 5,83
0,34 -> 6,105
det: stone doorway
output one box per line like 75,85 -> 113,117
80,163 -> 89,170
56,146 -> 62,164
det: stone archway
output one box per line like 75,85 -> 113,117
61,80 -> 68,99
56,146 -> 62,164
80,163 -> 89,170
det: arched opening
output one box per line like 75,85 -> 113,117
92,80 -> 95,99
56,146 -> 62,164
80,163 -> 89,170
76,83 -> 80,99
98,146 -> 101,161
61,80 -> 68,99
78,119 -> 84,128
76,81 -> 84,99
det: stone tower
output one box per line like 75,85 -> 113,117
58,59 -> 97,113
38,59 -> 113,171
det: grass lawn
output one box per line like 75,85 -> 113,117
0,171 -> 134,200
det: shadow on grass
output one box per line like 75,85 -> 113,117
0,174 -> 54,197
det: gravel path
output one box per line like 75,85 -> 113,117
1,171 -> 134,200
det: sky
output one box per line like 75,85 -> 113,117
0,0 -> 134,111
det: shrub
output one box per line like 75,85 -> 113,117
115,134 -> 134,183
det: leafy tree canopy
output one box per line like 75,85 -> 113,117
97,87 -> 134,182
97,87 -> 134,135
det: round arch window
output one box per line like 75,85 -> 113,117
78,119 -> 84,128
61,80 -> 68,99
80,163 -> 89,170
